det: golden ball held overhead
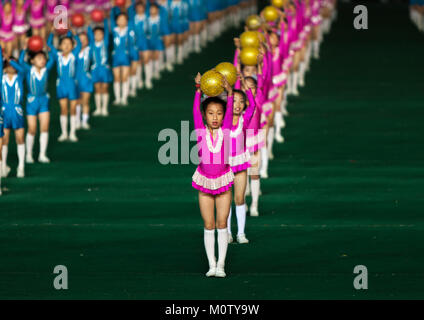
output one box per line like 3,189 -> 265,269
262,6 -> 279,22
245,15 -> 261,30
240,31 -> 260,48
240,47 -> 259,66
271,0 -> 287,9
215,62 -> 237,87
200,70 -> 225,97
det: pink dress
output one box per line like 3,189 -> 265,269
13,0 -> 30,35
0,2 -> 15,42
311,0 -> 323,26
229,89 -> 256,173
46,0 -> 58,22
72,0 -> 85,14
192,91 -> 235,195
247,75 -> 266,151
29,0 -> 46,29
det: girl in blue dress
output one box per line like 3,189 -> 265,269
146,4 -> 165,85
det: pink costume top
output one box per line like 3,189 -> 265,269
311,0 -> 323,26
60,0 -> 70,11
0,2 -> 15,41
29,0 -> 46,28
13,0 -> 30,34
46,0 -> 58,21
192,91 -> 235,195
72,0 -> 85,14
229,89 -> 255,173
246,76 -> 266,152
85,0 -> 96,14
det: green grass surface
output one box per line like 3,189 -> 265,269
1,3 -> 424,299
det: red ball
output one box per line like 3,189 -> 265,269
28,36 -> 44,52
91,9 -> 104,23
115,0 -> 125,7
71,13 -> 85,28
56,26 -> 69,35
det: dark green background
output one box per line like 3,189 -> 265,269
0,2 -> 423,299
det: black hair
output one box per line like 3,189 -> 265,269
116,12 -> 128,21
150,3 -> 160,10
93,26 -> 105,34
3,57 -> 17,70
59,36 -> 74,46
28,50 -> 47,62
201,97 -> 226,114
245,76 -> 257,87
233,89 -> 248,111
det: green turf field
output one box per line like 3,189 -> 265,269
1,2 -> 424,299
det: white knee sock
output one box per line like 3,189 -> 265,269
130,75 -> 137,95
313,40 -> 320,58
267,128 -> 275,155
2,146 -> 8,171
275,112 -> 282,137
136,65 -> 143,86
70,116 -> 76,136
153,60 -> 160,78
260,147 -> 268,174
102,94 -> 109,114
292,72 -> 299,94
95,94 -> 102,112
194,34 -> 200,52
113,82 -> 121,102
204,229 -> 216,269
217,228 -> 228,268
145,61 -> 153,85
60,115 -> 68,136
177,45 -> 183,64
82,113 -> 89,125
251,179 -> 260,208
245,177 -> 250,196
122,81 -> 129,103
26,133 -> 35,159
17,144 -> 25,169
236,205 -> 246,236
227,207 -> 232,235
75,104 -> 81,126
39,132 -> 49,158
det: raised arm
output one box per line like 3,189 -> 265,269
72,31 -> 82,56
47,33 -> 58,58
104,18 -> 110,47
242,89 -> 256,128
87,25 -> 95,47
18,50 -> 31,73
193,73 -> 205,130
222,78 -> 234,130
9,59 -> 25,75
0,48 -> 3,77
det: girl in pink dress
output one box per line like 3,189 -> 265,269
0,1 -> 15,58
29,0 -> 46,39
46,0 -> 58,33
13,0 -> 31,52
192,73 -> 234,278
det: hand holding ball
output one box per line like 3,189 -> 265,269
246,15 -> 261,31
262,6 -> 279,22
91,9 -> 104,23
200,70 -> 225,97
240,31 -> 260,48
28,36 -> 44,52
71,13 -> 85,28
215,62 -> 237,87
240,47 -> 259,66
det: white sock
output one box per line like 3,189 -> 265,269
130,75 -> 137,94
39,132 -> 49,158
122,81 -> 129,102
268,128 -> 275,155
299,62 -> 306,84
113,82 -> 121,102
236,205 -> 246,236
245,177 -> 250,197
2,146 -> 8,171
292,72 -> 299,93
227,207 -> 232,235
194,34 -> 200,52
168,45 -> 176,65
260,146 -> 268,174
0,161 -> 2,192
145,61 -> 153,83
154,60 -> 160,77
26,133 -> 35,159
275,112 -> 282,137
60,115 -> 68,136
17,144 -> 25,169
95,94 -> 102,112
217,228 -> 228,268
251,179 -> 260,208
70,116 -> 76,136
204,229 -> 216,269
82,113 -> 89,125
136,65 -> 143,85
313,40 -> 320,58
102,94 -> 109,113
75,104 -> 82,126
177,45 -> 183,64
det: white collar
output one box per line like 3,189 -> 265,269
230,117 -> 244,138
206,128 -> 224,154
4,74 -> 18,86
31,67 -> 47,81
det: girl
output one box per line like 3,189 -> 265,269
227,75 -> 256,244
46,0 -> 58,34
11,49 -> 55,164
192,73 -> 234,278
13,0 -> 31,54
90,20 -> 113,116
29,0 -> 46,40
157,0 -> 175,72
170,0 -> 186,65
146,4 -> 165,84
111,13 -> 135,106
76,31 -> 94,130
132,2 -> 150,90
0,1 -> 16,59
0,51 -> 26,179
47,31 -> 81,142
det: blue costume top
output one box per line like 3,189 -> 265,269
146,14 -> 165,51
90,19 -> 113,83
111,16 -> 136,67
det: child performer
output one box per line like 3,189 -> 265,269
13,0 -> 31,54
146,4 -> 165,83
90,20 -> 113,116
29,0 -> 46,39
47,31 -> 81,142
111,13 -> 135,106
132,2 -> 150,90
12,49 -> 55,164
192,73 -> 234,278
170,0 -> 185,65
227,75 -> 256,244
157,0 -> 175,72
46,0 -> 58,34
0,1 -> 16,58
0,51 -> 26,178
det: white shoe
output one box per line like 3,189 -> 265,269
228,233 -> 233,243
206,267 -> 217,277
137,81 -> 144,89
113,100 -> 120,106
129,91 -> 137,98
275,133 -> 285,143
101,109 -> 109,117
215,267 -> 226,278
26,154 -> 34,164
121,99 -> 128,106
2,165 -> 11,178
260,170 -> 268,179
92,109 -> 102,116
166,64 -> 174,72
145,81 -> 153,90
250,206 -> 259,217
68,134 -> 78,142
237,234 -> 249,244
293,89 -> 299,96
17,166 -> 25,178
38,155 -> 51,163
58,134 -> 68,142
268,150 -> 274,160
82,123 -> 90,130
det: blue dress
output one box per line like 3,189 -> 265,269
90,20 -> 113,84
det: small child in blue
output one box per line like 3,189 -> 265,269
146,4 -> 165,83
170,0 -> 186,64
111,12 -> 136,106
10,49 -> 55,164
90,20 -> 113,117
0,49 -> 26,179
47,31 -> 82,143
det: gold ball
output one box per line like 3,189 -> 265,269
200,70 -> 225,97
245,15 -> 261,31
215,62 -> 237,87
255,31 -> 266,44
240,31 -> 260,48
262,6 -> 279,22
240,47 -> 259,66
272,0 -> 287,9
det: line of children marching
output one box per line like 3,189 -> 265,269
191,0 -> 337,277
0,0 -> 250,195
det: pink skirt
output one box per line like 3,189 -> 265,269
272,71 -> 288,87
0,29 -> 15,42
30,17 -> 46,28
230,150 -> 251,173
246,128 -> 265,153
13,24 -> 29,35
192,166 -> 234,195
